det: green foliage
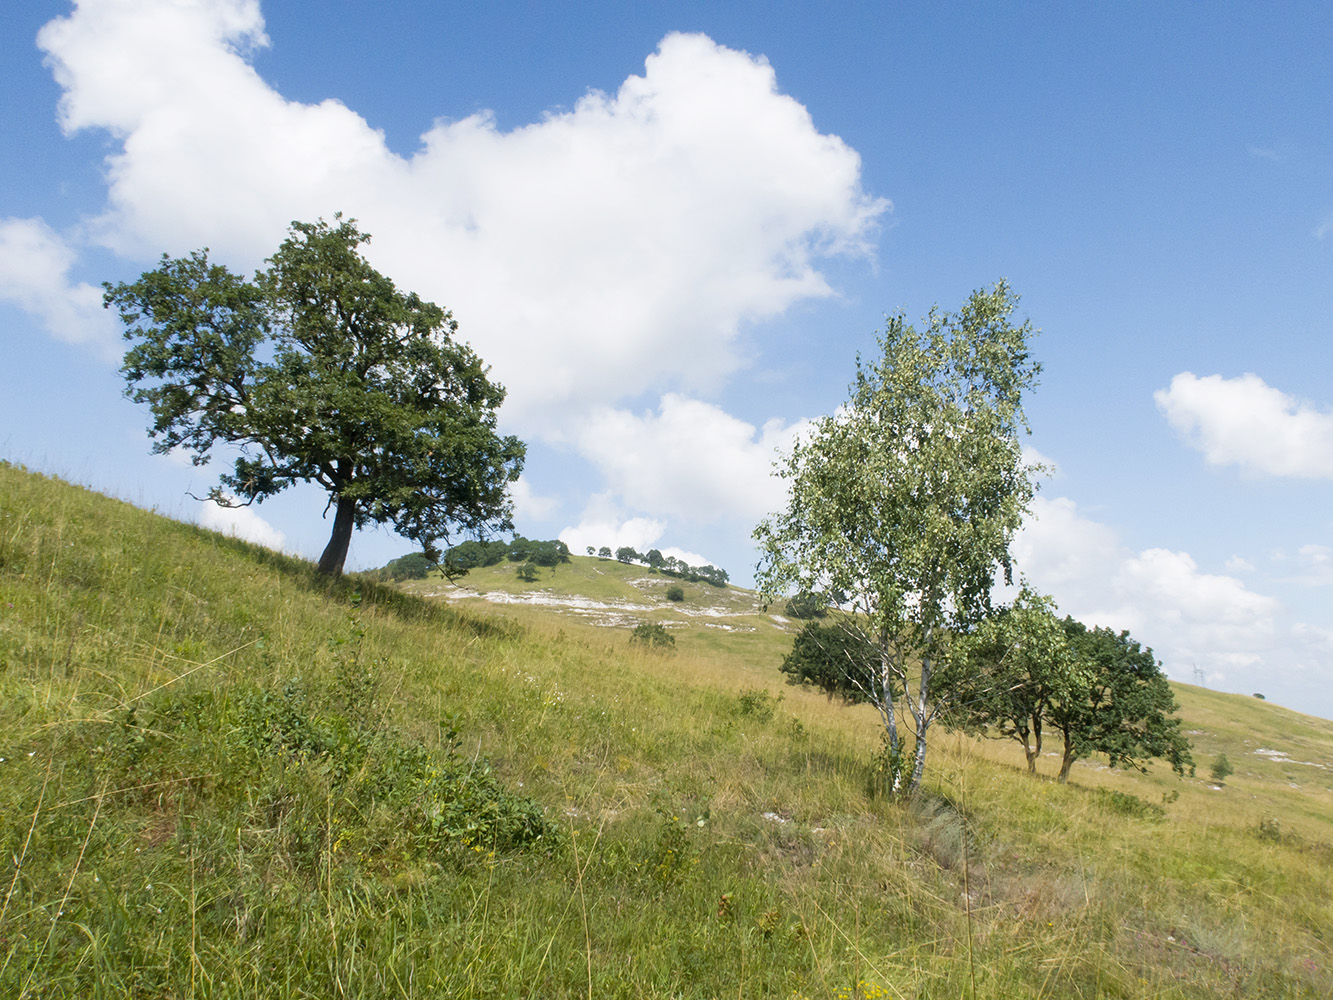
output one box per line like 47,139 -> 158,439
106,215 -> 524,575
1052,619 -> 1194,780
234,680 -> 554,854
868,731 -> 912,799
1094,788 -> 1166,822
665,584 -> 685,602
599,545 -> 729,587
1211,753 -> 1234,784
736,687 -> 782,721
516,561 -> 540,582
442,537 -> 510,573
779,620 -> 882,705
629,621 -> 676,649
939,588 -> 1080,774
784,590 -> 828,619
374,551 -> 434,581
941,598 -> 1193,782
756,282 -> 1042,795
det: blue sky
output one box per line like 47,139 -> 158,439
3,1 -> 1333,717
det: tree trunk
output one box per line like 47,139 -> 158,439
1022,736 -> 1039,774
1026,713 -> 1043,774
1057,739 -> 1077,783
906,646 -> 933,795
317,495 -> 357,575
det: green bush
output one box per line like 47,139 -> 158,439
784,590 -> 827,619
665,585 -> 685,602
629,622 -> 675,649
779,620 -> 880,703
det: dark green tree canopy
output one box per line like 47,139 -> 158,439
106,216 -> 524,575
779,620 -> 886,705
1051,619 -> 1194,779
940,601 -> 1194,782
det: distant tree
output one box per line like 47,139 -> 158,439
586,545 -> 595,556
646,548 -> 665,570
784,590 -> 828,620
526,539 -> 570,568
597,546 -> 612,560
665,585 -> 685,602
938,589 -> 1080,774
1252,692 -> 1265,700
375,551 -> 433,581
779,620 -> 884,705
629,622 -> 675,649
755,283 -> 1042,796
940,600 -> 1194,782
444,538 -> 509,574
515,561 -> 540,582
615,546 -> 641,564
1049,619 -> 1194,781
107,216 -> 523,576
1210,754 -> 1233,785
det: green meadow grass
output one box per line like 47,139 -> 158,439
1,462 -> 1330,998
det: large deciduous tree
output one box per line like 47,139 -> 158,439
106,216 -> 524,575
1049,619 -> 1194,781
755,282 -> 1042,796
939,600 -> 1194,782
938,588 -> 1083,774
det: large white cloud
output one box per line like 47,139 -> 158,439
558,493 -> 711,568
36,1 -> 887,432
1013,495 -> 1280,683
0,217 -> 120,358
570,394 -> 808,524
1155,372 -> 1333,479
198,493 -> 286,550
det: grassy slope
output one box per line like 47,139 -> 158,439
1,463 -> 1329,998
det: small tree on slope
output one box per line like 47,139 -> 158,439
755,282 -> 1042,796
106,216 -> 524,575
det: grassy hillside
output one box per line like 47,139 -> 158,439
1,462 -> 1329,998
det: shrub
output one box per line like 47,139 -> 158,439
1094,788 -> 1165,822
665,585 -> 685,602
629,622 -> 675,649
779,620 -> 881,703
1210,753 -> 1233,785
736,688 -> 781,721
516,562 -> 540,582
784,590 -> 827,619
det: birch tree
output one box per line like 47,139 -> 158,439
755,282 -> 1042,795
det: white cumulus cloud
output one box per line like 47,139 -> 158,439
1013,495 -> 1279,684
198,494 -> 286,550
0,217 -> 120,358
571,394 -> 808,524
558,493 -> 712,568
1155,372 -> 1333,479
35,2 -> 887,432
